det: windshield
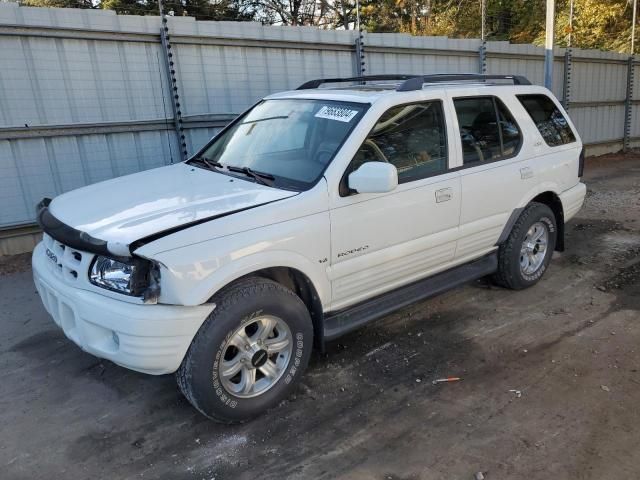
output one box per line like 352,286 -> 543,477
193,99 -> 367,190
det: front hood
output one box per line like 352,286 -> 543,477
47,163 -> 296,254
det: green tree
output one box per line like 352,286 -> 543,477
555,0 -> 631,51
98,0 -> 254,20
98,0 -> 155,15
21,0 -> 94,8
15,0 -> 640,53
359,0 -> 636,53
248,0 -> 330,25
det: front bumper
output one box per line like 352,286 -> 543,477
32,242 -> 214,374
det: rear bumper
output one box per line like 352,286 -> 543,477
560,182 -> 587,222
32,242 -> 214,374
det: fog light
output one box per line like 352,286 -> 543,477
112,331 -> 120,348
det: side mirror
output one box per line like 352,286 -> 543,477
348,162 -> 398,194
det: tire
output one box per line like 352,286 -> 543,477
493,202 -> 557,290
176,277 -> 313,423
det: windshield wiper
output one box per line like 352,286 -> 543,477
240,115 -> 289,126
191,158 -> 276,187
226,166 -> 275,186
190,156 -> 223,171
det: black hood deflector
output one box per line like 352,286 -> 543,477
36,198 -> 112,256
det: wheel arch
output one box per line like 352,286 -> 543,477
187,257 -> 327,351
241,267 -> 325,350
499,190 -> 565,252
530,191 -> 565,251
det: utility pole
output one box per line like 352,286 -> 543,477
544,0 -> 555,90
481,0 -> 486,42
632,0 -> 637,55
568,0 -> 574,48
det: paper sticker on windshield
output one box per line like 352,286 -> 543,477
315,105 -> 359,123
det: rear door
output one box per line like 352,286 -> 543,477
327,100 -> 462,310
448,93 -> 531,260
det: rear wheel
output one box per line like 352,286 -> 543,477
176,277 -> 313,423
493,202 -> 557,290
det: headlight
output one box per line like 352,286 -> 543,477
90,256 -> 154,297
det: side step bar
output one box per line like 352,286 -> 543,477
323,253 -> 498,341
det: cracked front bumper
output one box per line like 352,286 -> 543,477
32,242 -> 214,374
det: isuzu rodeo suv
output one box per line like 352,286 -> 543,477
32,74 -> 586,422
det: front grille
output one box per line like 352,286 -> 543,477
42,233 -> 91,283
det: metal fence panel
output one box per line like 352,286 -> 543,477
0,131 -> 178,227
173,44 -> 355,116
570,61 -> 627,103
570,105 -> 626,144
364,34 -> 480,76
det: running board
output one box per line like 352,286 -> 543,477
323,253 -> 498,341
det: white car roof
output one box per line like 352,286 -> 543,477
266,87 -> 395,104
265,82 -> 549,104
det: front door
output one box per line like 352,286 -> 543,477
327,100 -> 461,311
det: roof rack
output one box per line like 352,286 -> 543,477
297,75 -> 420,90
397,74 -> 531,91
296,73 -> 531,92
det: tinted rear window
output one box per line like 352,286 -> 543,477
517,94 -> 576,147
453,96 -> 522,165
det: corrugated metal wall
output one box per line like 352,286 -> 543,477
0,4 -> 181,228
0,3 -> 636,229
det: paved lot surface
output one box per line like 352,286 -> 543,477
1,154 -> 640,480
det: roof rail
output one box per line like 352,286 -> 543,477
296,73 -> 531,91
297,75 -> 420,90
396,74 -> 531,91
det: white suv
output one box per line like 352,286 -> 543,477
32,74 -> 586,422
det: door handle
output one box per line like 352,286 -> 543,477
520,167 -> 534,180
435,187 -> 453,203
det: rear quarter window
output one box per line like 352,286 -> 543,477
517,94 -> 576,147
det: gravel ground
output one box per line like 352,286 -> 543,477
0,253 -> 31,276
1,153 -> 639,480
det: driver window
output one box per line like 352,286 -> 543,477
350,101 -> 448,184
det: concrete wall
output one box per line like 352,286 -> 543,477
0,3 -> 637,249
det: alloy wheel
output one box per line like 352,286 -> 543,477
218,315 -> 293,399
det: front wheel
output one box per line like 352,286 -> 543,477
493,202 -> 557,290
176,277 -> 313,423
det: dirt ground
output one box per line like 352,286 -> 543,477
1,153 -> 639,480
